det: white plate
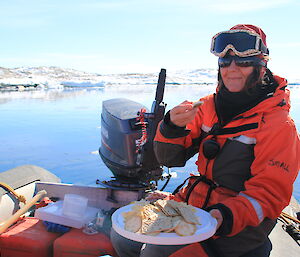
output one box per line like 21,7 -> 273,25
111,203 -> 217,245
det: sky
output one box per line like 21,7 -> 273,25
0,0 -> 300,80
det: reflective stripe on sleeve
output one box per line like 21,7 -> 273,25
239,192 -> 264,222
202,124 -> 211,133
230,135 -> 256,144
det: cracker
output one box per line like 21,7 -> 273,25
174,220 -> 196,236
122,199 -> 200,237
167,200 -> 200,225
154,199 -> 179,217
122,210 -> 140,219
176,205 -> 200,225
142,204 -> 161,219
164,216 -> 183,233
124,215 -> 142,233
141,215 -> 173,234
131,200 -> 151,212
192,100 -> 204,108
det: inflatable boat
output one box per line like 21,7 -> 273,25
0,165 -> 299,256
0,69 -> 299,256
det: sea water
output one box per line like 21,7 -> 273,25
0,84 -> 299,202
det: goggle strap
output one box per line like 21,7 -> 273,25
259,39 -> 269,55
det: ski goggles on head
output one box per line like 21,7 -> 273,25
211,30 -> 269,57
218,55 -> 266,68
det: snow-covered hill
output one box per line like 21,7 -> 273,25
0,66 -> 217,89
1,66 -> 299,90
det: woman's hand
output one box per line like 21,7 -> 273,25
209,209 -> 223,230
145,190 -> 171,201
170,101 -> 198,127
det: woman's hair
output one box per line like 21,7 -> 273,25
217,66 -> 263,94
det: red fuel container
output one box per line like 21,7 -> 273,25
53,228 -> 117,257
0,217 -> 61,257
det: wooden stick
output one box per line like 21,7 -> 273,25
0,190 -> 47,234
280,214 -> 291,224
282,212 -> 300,224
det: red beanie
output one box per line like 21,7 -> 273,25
230,24 -> 269,64
230,24 -> 267,47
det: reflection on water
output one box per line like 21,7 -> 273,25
0,88 -> 102,102
0,85 -> 299,201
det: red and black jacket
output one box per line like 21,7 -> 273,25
153,75 -> 300,256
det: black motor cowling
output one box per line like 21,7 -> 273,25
99,69 -> 166,185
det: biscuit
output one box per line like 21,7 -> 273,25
167,200 -> 200,225
141,215 -> 173,234
122,199 -> 200,236
124,215 -> 142,233
174,220 -> 196,236
155,199 -> 179,217
192,100 -> 204,108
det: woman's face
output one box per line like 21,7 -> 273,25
220,52 -> 254,92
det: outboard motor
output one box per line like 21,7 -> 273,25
99,69 -> 167,191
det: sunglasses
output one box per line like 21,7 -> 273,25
218,55 -> 266,68
211,30 -> 269,58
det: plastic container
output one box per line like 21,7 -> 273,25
35,201 -> 99,229
0,217 -> 61,257
53,228 -> 117,257
62,194 -> 88,218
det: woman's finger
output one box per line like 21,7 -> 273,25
170,107 -> 197,127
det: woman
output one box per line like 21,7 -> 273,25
111,24 -> 300,257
